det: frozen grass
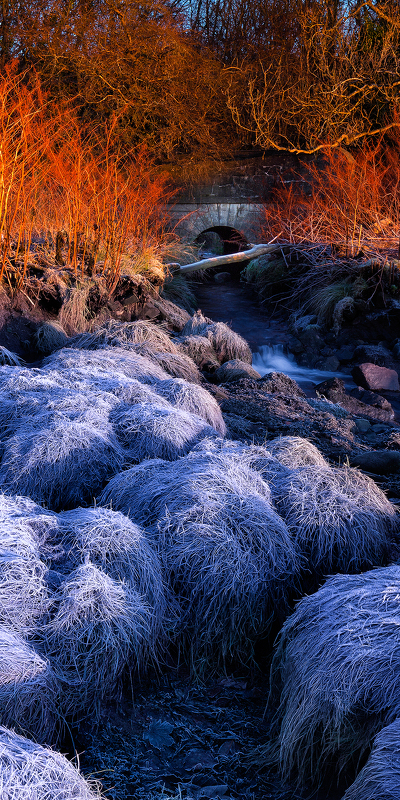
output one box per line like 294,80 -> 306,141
58,506 -> 167,638
342,718 -> 400,800
191,437 -> 290,490
42,347 -> 169,383
180,312 -> 252,364
0,726 -> 103,799
180,310 -> 213,337
208,321 -> 252,364
274,464 -> 398,573
155,377 -> 226,435
0,418 -> 125,510
267,436 -> 329,468
68,319 -> 179,354
132,345 -> 202,384
177,334 -> 220,369
0,347 -> 23,366
43,562 -> 152,719
31,322 -> 70,356
110,402 -> 219,462
271,566 -> 400,786
0,556 -> 49,635
0,627 -> 57,742
98,448 -> 273,528
116,379 -> 172,408
0,495 -> 61,561
160,492 -> 299,666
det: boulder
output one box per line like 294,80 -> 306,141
353,344 -> 393,367
350,450 -> 400,475
352,363 -> 400,392
315,377 -> 395,422
259,371 -> 305,398
335,345 -> 355,363
350,386 -> 394,416
214,359 -> 262,383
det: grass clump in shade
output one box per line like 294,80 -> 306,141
42,347 -> 169,383
160,492 -> 299,668
31,322 -> 70,356
110,402 -> 219,462
43,562 -> 152,720
271,566 -> 400,787
0,726 -> 103,799
161,273 -> 197,313
58,506 -> 167,639
177,334 -> 220,370
341,718 -> 400,800
267,435 -> 329,468
0,347 -> 23,367
0,627 -> 57,743
274,464 -> 398,575
132,344 -> 202,384
68,319 -> 179,354
0,419 -> 124,511
180,312 -> 252,364
155,377 -> 227,435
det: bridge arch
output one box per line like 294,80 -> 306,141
165,202 -> 265,245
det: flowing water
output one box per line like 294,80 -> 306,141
193,278 -> 349,391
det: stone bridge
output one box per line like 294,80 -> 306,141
164,152 -> 307,253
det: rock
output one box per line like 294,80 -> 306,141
335,345 -> 355,362
214,359 -> 261,383
352,363 -> 400,391
353,418 -> 371,433
214,272 -> 231,284
319,355 -> 340,371
315,377 -> 396,422
258,371 -> 305,398
350,450 -> 400,474
350,386 -> 394,415
290,314 -> 317,334
353,344 -> 394,367
287,336 -> 304,355
297,326 -> 325,352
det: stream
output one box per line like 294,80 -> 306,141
193,277 -> 350,392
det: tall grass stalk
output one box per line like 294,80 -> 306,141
0,64 -> 171,294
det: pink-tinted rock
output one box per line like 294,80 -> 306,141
352,362 -> 400,391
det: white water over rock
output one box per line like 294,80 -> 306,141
252,345 -> 347,388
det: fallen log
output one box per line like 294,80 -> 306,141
174,236 -> 284,275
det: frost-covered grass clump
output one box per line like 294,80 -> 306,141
0,628 -> 57,742
0,418 -> 125,510
42,347 -> 169,383
267,435 -> 329,468
271,566 -> 400,786
0,726 -> 103,799
68,319 -> 179,354
341,718 -> 400,800
131,343 -> 201,384
110,402 -> 219,462
180,311 -> 252,364
155,377 -> 226,435
58,506 -> 167,639
98,448 -> 299,666
274,464 -> 397,573
43,562 -> 152,719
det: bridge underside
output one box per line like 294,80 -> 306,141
165,202 -> 264,245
